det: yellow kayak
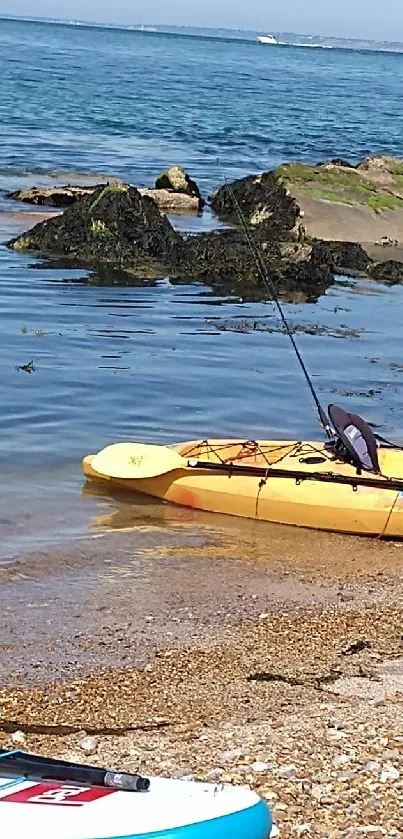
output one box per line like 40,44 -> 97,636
82,437 -> 403,538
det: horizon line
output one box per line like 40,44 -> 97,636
1,13 -> 403,47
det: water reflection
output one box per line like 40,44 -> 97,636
83,480 -> 205,532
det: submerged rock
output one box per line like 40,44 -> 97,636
178,230 -> 332,298
7,184 -> 111,207
155,165 -> 203,207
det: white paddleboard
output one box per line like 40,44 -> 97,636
0,774 -> 273,839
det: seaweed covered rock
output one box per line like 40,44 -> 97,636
311,241 -> 371,274
211,157 -> 403,250
9,184 -> 180,265
368,260 -> 403,284
210,171 -> 300,237
177,228 -> 332,299
7,171 -> 335,301
155,165 -> 203,206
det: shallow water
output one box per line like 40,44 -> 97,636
1,19 -> 403,559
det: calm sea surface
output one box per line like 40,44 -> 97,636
1,18 -> 403,560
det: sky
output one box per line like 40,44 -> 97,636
1,0 -> 403,42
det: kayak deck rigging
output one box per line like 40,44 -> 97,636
83,434 -> 403,538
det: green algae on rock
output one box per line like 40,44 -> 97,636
211,155 -> 403,249
12,234 -> 33,251
278,157 -> 403,212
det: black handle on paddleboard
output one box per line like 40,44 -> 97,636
104,771 -> 150,791
0,750 -> 150,792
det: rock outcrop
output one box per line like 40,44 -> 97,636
8,154 -> 403,297
155,165 -> 203,208
6,184 -> 111,207
210,171 -> 301,236
275,157 -> 403,244
177,231 -> 332,298
9,185 -> 180,267
7,182 -> 201,216
357,155 -> 403,194
8,180 -> 333,299
368,260 -> 403,284
210,157 -> 403,247
139,188 -> 200,214
310,241 -> 371,275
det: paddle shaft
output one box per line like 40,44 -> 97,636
0,750 -> 150,792
189,458 -> 403,493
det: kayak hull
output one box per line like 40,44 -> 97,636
83,438 -> 403,538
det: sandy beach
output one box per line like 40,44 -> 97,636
1,518 -> 403,837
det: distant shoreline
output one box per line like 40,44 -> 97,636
2,14 -> 403,54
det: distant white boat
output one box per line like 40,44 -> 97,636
257,34 -> 278,45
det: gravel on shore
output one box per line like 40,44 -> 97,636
1,591 -> 403,837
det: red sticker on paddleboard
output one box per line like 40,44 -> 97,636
0,782 -> 114,806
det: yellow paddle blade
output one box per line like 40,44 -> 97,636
90,442 -> 187,480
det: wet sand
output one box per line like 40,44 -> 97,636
294,192 -> 403,247
1,514 -> 403,835
0,209 -> 61,237
1,511 -> 403,684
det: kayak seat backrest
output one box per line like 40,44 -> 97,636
328,404 -> 380,473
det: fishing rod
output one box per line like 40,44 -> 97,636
217,159 -> 334,439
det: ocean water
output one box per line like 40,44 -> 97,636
1,17 -> 403,559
